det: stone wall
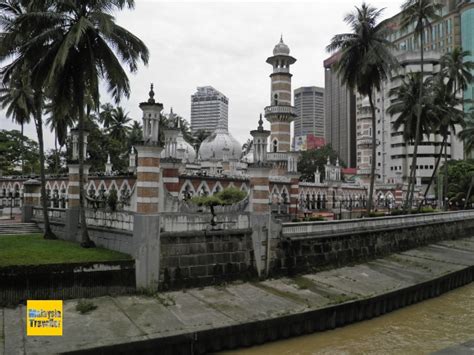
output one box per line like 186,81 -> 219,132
275,211 -> 474,274
0,260 -> 135,305
159,229 -> 256,290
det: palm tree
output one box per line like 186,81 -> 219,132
99,103 -> 115,129
5,1 -> 149,247
0,69 -> 33,174
128,120 -> 142,149
327,3 -> 397,213
400,0 -> 442,208
193,129 -> 211,154
108,106 -> 131,141
241,138 -> 253,158
0,0 -> 57,239
45,105 -> 75,174
420,74 -> 465,205
440,47 -> 474,96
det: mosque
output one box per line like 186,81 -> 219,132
0,37 -> 408,219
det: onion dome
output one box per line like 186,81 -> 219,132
273,35 -> 290,56
198,119 -> 241,161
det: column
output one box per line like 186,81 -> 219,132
136,145 -> 162,214
161,160 -> 181,198
67,164 -> 90,208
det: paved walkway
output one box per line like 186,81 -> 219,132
2,237 -> 474,354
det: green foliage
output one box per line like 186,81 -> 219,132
216,187 -> 246,205
368,211 -> 386,218
0,129 -> 39,175
439,160 -> 474,205
76,300 -> 97,314
298,144 -> 343,182
107,188 -> 118,212
191,187 -> 246,207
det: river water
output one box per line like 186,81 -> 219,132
222,283 -> 474,355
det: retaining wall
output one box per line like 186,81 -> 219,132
275,211 -> 474,274
159,229 -> 256,290
0,260 -> 135,305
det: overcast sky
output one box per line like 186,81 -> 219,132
1,0 -> 406,150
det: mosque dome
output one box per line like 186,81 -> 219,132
273,36 -> 290,56
176,134 -> 196,163
198,120 -> 241,161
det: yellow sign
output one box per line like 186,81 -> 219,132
26,300 -> 63,336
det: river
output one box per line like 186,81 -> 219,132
222,283 -> 474,354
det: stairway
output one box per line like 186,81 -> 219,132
0,223 -> 42,235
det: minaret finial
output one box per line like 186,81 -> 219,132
258,113 -> 264,131
280,34 -> 283,42
148,83 -> 155,104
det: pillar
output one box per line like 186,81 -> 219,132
161,160 -> 181,198
136,145 -> 162,214
289,174 -> 300,217
67,164 -> 90,208
248,166 -> 271,213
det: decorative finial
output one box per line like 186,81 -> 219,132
280,34 -> 283,43
258,113 -> 263,131
107,154 -> 111,164
148,83 -> 155,104
130,146 -> 134,154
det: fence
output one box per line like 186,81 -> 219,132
85,209 -> 134,232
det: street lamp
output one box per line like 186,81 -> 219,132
444,197 -> 449,211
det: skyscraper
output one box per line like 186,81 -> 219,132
190,86 -> 229,134
323,53 -> 357,168
293,86 -> 325,146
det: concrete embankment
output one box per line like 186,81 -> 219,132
2,237 -> 474,354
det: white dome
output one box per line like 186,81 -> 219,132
273,36 -> 290,56
199,120 -> 241,161
176,134 -> 196,163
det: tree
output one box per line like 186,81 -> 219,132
297,145 -> 343,182
107,106 -> 131,142
98,103 -> 115,129
0,69 -> 33,174
400,0 -> 442,208
0,0 -> 57,239
0,129 -> 39,175
440,47 -> 474,97
193,129 -> 211,154
7,0 -> 149,247
45,105 -> 75,174
128,120 -> 142,149
420,60 -> 468,204
460,112 -> 474,156
438,160 -> 474,208
241,138 -> 253,158
327,3 -> 397,213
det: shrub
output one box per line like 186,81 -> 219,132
76,300 -> 97,314
190,187 -> 246,207
107,188 -> 118,211
304,216 -> 326,222
390,209 -> 405,216
368,211 -> 386,218
215,187 -> 246,205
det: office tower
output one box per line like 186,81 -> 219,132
293,86 -> 325,150
323,53 -> 357,168
190,86 -> 229,134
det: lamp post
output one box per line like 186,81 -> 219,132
444,197 -> 449,211
339,197 -> 343,220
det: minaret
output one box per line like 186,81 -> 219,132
264,35 -> 297,153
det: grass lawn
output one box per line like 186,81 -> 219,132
0,234 -> 132,267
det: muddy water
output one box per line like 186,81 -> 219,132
222,283 -> 474,355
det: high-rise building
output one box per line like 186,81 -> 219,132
356,51 -> 464,195
293,86 -> 325,145
382,0 -> 474,110
190,86 -> 229,134
323,53 -> 357,168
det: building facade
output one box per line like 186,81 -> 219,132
190,86 -> 229,134
323,53 -> 357,168
293,86 -> 325,148
356,51 -> 464,196
382,0 -> 474,111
